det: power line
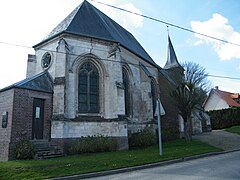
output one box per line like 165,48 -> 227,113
1,40 -> 240,81
0,41 -> 32,49
208,74 -> 240,80
90,0 -> 240,47
0,2 -> 240,81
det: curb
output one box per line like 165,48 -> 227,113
51,149 -> 240,180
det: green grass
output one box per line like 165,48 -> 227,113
225,125 -> 240,135
0,139 -> 222,180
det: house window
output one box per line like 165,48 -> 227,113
2,112 -> 8,128
123,68 -> 130,116
151,79 -> 157,117
78,62 -> 99,113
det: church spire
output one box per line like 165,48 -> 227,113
164,35 -> 182,69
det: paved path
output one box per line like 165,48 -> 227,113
193,130 -> 240,151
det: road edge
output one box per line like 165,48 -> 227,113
51,149 -> 240,180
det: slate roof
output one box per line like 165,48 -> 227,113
160,35 -> 184,86
0,71 -> 53,93
34,0 -> 157,67
164,35 -> 183,69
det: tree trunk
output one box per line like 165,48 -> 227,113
188,116 -> 193,138
184,117 -> 192,142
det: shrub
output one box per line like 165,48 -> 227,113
128,128 -> 157,149
161,128 -> 177,142
69,135 -> 118,154
13,139 -> 36,160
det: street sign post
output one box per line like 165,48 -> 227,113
157,99 -> 163,156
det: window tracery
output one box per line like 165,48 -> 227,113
78,62 -> 99,113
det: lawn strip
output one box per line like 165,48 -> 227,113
0,139 -> 222,180
225,125 -> 240,135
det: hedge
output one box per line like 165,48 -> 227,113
128,128 -> 157,149
208,107 -> 240,129
69,135 -> 118,154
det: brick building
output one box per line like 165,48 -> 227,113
0,72 -> 53,161
0,1 -> 183,161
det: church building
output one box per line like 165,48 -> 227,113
0,1 -> 183,161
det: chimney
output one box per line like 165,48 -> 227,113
215,86 -> 219,90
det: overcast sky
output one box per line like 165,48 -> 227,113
0,0 -> 240,93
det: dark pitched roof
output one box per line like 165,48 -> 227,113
164,35 -> 183,69
0,71 -> 53,93
160,36 -> 184,86
34,0 -> 157,66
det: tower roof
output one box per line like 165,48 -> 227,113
34,0 -> 157,66
164,35 -> 182,69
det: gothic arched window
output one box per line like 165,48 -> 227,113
78,62 -> 99,113
151,79 -> 157,117
122,68 -> 130,116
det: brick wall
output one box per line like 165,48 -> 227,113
158,73 -> 180,141
0,89 -> 14,161
8,88 -> 52,160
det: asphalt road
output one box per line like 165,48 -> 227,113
87,151 -> 240,180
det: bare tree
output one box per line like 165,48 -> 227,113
171,62 -> 211,141
183,62 -> 211,93
171,83 -> 202,141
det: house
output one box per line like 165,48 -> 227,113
0,1 -> 184,161
204,86 -> 240,111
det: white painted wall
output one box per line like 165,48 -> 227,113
204,93 -> 229,111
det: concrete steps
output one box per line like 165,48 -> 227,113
31,140 -> 63,159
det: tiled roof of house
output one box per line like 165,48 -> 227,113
213,88 -> 240,107
34,0 -> 157,67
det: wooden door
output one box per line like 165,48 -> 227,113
32,98 -> 44,139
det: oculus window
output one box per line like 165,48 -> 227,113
41,52 -> 52,69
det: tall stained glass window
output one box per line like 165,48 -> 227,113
78,62 -> 99,113
123,68 -> 130,116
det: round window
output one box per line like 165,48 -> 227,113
41,52 -> 52,69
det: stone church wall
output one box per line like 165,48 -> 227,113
51,120 -> 128,151
32,35 -> 160,151
34,36 -> 159,122
120,49 -> 159,133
